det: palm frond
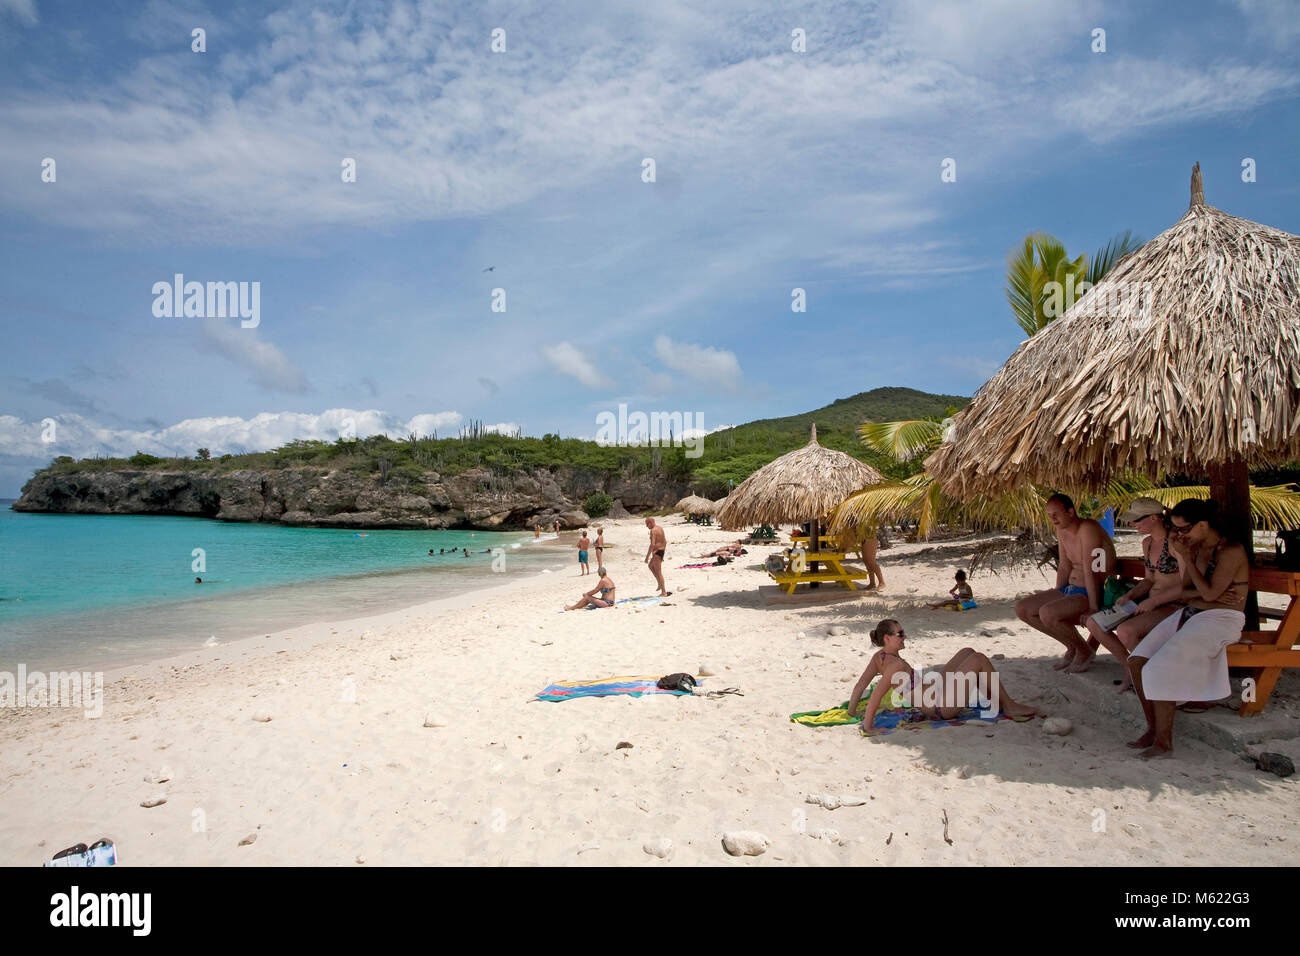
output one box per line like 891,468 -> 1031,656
1085,229 -> 1144,286
1099,482 -> 1300,532
858,420 -> 942,460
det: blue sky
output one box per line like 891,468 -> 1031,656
1,0 -> 1298,496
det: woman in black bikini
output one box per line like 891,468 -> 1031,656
1085,497 -> 1187,692
1128,498 -> 1250,759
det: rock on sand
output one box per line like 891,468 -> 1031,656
722,830 -> 769,856
1041,717 -> 1074,736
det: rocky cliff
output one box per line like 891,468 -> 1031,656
12,466 -> 687,530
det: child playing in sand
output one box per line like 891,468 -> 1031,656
844,618 -> 1036,733
929,570 -> 976,610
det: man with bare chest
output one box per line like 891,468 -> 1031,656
644,518 -> 670,597
1014,494 -> 1116,672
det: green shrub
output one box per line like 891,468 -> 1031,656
583,490 -> 613,518
129,452 -> 163,468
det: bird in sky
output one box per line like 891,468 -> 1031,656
482,266 -> 495,272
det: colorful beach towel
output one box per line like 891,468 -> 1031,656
536,675 -> 702,702
678,562 -> 716,568
790,694 -> 1020,735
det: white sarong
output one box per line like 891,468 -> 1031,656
1131,607 -> 1244,703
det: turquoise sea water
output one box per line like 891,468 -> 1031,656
0,506 -> 569,671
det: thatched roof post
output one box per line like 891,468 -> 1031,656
1189,161 -> 1205,208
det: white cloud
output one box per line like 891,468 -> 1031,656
541,342 -> 613,389
653,335 -> 742,389
0,0 -> 1288,245
0,0 -> 38,26
0,408 -> 465,461
199,322 -> 310,394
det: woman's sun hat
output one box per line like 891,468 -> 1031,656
1120,496 -> 1166,523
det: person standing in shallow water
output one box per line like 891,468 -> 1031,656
576,529 -> 591,576
644,517 -> 670,596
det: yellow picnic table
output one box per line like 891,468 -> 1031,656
767,549 -> 870,594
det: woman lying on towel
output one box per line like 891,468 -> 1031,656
1128,498 -> 1249,759
564,568 -> 616,610
844,618 -> 1036,733
692,541 -> 748,558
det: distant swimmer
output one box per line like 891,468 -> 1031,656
463,549 -> 469,556
429,549 -> 436,556
195,577 -> 203,584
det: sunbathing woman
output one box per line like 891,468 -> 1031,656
844,618 -> 1036,733
693,541 -> 747,558
1128,498 -> 1249,759
564,567 -> 616,610
1085,497 -> 1186,692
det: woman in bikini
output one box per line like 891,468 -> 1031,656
844,619 -> 1037,733
1086,497 -> 1186,693
594,527 -> 604,565
564,567 -> 616,610
1127,498 -> 1250,759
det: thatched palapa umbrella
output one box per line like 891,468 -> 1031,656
676,494 -> 717,515
927,163 -> 1300,556
717,424 -> 884,562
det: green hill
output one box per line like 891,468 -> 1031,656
690,386 -> 969,490
31,386 -> 969,499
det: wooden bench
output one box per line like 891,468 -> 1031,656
1115,557 -> 1300,715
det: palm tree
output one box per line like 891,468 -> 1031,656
831,420 -> 1300,541
1006,230 -> 1143,337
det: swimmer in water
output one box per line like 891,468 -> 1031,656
195,577 -> 203,584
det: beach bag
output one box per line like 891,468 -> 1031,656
656,673 -> 697,692
1277,530 -> 1300,571
1102,575 -> 1131,611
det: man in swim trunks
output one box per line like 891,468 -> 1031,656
645,518 -> 669,596
1014,493 -> 1116,672
576,530 -> 591,576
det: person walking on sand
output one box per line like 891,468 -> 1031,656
554,519 -> 561,535
644,518 -> 670,596
534,525 -> 540,538
577,530 -> 591,575
1014,493 -> 1116,673
594,527 -> 605,565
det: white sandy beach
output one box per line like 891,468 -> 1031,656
1,516 -> 1295,866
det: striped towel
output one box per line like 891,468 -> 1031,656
536,675 -> 701,702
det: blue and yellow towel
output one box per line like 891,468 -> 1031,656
536,675 -> 701,702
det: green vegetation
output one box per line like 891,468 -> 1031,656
1006,230 -> 1143,336
35,387 -> 971,494
583,491 -> 613,518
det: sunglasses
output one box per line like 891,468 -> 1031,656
892,629 -> 907,638
1169,521 -> 1193,534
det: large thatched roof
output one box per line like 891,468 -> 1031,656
928,164 -> 1300,498
675,494 -> 717,514
716,424 -> 883,527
